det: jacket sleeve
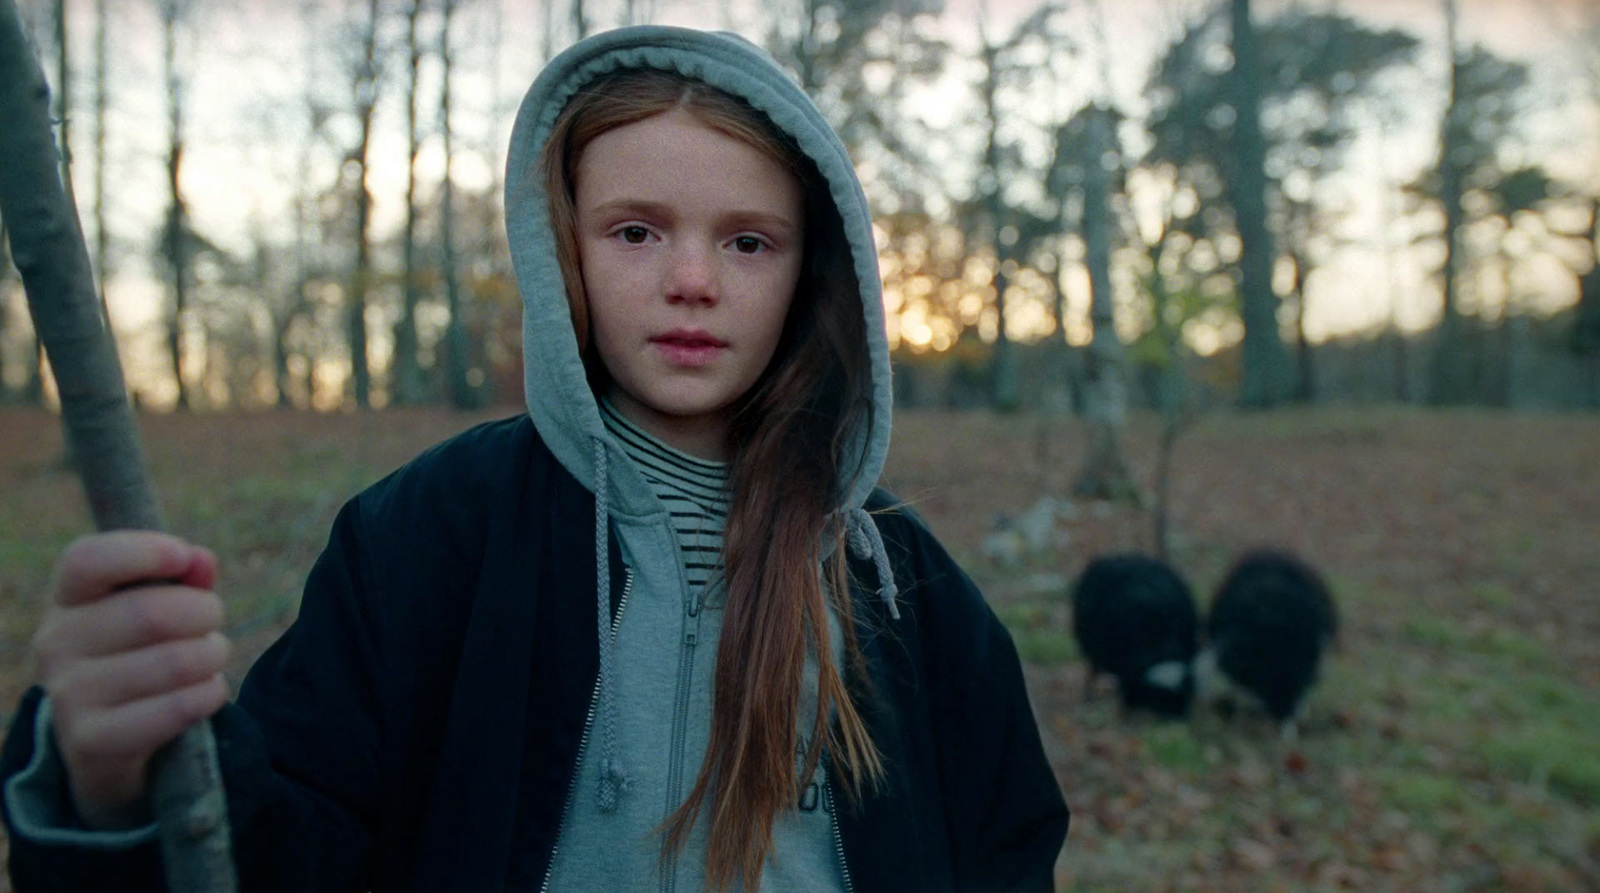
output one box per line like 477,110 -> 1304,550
0,499 -> 386,893
883,507 -> 1069,893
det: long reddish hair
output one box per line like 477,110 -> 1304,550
541,69 -> 880,890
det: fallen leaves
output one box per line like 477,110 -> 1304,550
2,406 -> 1598,891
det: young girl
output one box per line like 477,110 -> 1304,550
2,26 -> 1068,892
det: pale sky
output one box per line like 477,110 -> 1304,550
10,0 -> 1598,396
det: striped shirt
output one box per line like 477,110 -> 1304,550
600,401 -> 729,594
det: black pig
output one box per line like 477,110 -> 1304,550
1071,553 -> 1199,718
1197,549 -> 1338,739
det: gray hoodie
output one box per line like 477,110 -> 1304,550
502,25 -> 899,892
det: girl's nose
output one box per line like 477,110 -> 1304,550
665,242 -> 718,306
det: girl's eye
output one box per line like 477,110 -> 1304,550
619,226 -> 650,244
732,236 -> 765,254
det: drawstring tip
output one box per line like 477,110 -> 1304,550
846,507 -> 901,621
597,758 -> 629,813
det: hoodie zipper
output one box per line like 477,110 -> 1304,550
826,766 -> 856,893
539,568 -> 633,893
659,588 -> 702,893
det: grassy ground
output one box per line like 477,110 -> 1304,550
1,404 -> 1598,890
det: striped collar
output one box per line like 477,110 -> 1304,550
598,400 -> 729,520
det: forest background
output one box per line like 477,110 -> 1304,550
0,0 -> 1597,418
2,0 -> 1600,890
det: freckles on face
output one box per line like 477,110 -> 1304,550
569,106 -> 806,457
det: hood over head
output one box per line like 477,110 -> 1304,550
503,26 -> 900,815
503,25 -> 893,518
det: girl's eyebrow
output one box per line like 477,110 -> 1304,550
585,198 -> 675,220
723,210 -> 801,235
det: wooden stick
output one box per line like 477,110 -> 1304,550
0,1 -> 238,889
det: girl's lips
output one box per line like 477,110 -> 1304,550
651,330 -> 727,367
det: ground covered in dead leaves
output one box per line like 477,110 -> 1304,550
2,405 -> 1597,891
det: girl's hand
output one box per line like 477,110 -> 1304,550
31,531 -> 232,830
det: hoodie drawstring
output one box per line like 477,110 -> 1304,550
594,438 -> 628,812
846,507 -> 900,620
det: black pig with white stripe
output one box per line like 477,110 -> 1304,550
1070,553 -> 1199,718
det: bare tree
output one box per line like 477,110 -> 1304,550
974,12 -> 1019,410
1369,104 -> 1412,403
268,0 -> 333,409
440,0 -> 480,408
541,0 -> 556,62
570,0 -> 586,41
391,0 -> 427,405
621,0 -> 650,27
1052,0 -> 1136,500
1070,103 -> 1137,501
157,0 -> 194,410
1428,0 -> 1471,405
346,0 -> 381,408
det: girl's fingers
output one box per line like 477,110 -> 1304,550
54,674 -> 229,771
174,545 -> 218,591
52,532 -> 208,608
50,633 -> 233,712
34,586 -> 225,670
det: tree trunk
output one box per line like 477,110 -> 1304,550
977,32 -> 1018,411
391,0 -> 426,406
161,1 -> 191,411
348,0 -> 380,409
273,287 -> 298,409
1391,327 -> 1411,403
990,266 -> 1018,410
1152,409 -> 1182,561
1429,0 -> 1471,405
1072,105 -> 1137,502
795,0 -> 822,95
1373,113 -> 1411,404
571,0 -> 587,41
276,1 -> 321,410
542,0 -> 556,63
440,0 -> 479,410
1145,229 -> 1189,559
0,2 -> 238,887
1290,249 -> 1315,403
1230,0 -> 1290,408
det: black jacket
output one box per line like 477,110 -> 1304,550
2,417 -> 1068,892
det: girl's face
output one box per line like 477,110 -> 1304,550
574,107 -> 805,461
